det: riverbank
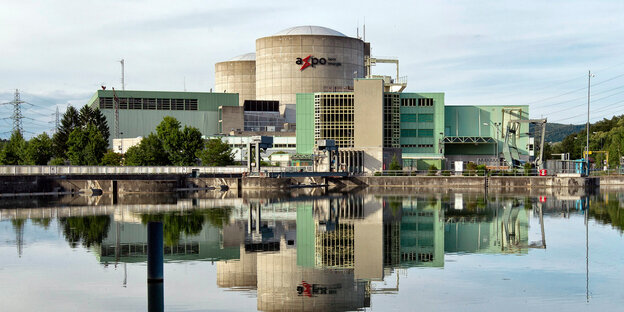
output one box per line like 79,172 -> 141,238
1,173 -> 619,197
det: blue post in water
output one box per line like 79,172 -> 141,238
147,222 -> 164,282
147,221 -> 164,311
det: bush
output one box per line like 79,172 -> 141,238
523,163 -> 533,176
389,155 -> 402,171
49,157 -> 66,165
476,164 -> 487,176
441,170 -> 451,176
428,164 -> 438,176
100,151 -> 123,166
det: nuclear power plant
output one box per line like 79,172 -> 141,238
89,25 -> 535,171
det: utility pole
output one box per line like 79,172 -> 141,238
120,59 -> 125,90
1,89 -> 26,134
586,70 -> 594,175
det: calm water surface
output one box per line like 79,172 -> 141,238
0,190 -> 623,311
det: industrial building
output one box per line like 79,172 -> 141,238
88,25 -> 533,171
87,90 -> 238,148
296,78 -> 530,171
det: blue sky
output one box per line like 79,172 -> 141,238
1,0 -> 623,138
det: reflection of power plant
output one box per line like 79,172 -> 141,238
73,194 -> 543,311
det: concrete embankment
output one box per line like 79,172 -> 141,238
597,176 -> 624,185
348,176 -> 597,189
0,174 -> 605,196
0,175 -> 298,196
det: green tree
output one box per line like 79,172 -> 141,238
67,123 -> 108,165
179,126 -> 204,165
52,106 -> 80,158
100,150 -> 123,166
198,138 -> 234,166
155,117 -> 203,165
0,130 -> 26,165
23,132 -> 53,165
124,133 -> 170,166
79,104 -> 110,143
156,116 -> 183,164
388,155 -> 402,171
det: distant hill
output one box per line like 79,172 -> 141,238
529,123 -> 584,143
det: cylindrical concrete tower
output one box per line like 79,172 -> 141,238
255,26 -> 365,111
215,53 -> 256,106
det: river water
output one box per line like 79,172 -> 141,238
0,189 -> 623,311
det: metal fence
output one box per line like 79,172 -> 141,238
0,165 -> 314,176
372,168 -> 603,177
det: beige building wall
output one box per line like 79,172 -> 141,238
219,106 -> 244,134
215,56 -> 256,106
354,195 -> 384,280
256,240 -> 366,311
255,35 -> 365,111
354,79 -> 384,149
217,246 -> 258,288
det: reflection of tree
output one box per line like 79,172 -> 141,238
141,210 -> 205,246
590,199 -> 624,232
205,207 -> 233,229
31,218 -> 51,229
59,216 -> 111,248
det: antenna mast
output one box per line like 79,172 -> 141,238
112,87 -> 120,144
120,59 -> 125,90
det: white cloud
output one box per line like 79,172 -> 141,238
1,0 -> 624,137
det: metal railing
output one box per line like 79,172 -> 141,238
0,165 -> 315,176
371,168 -> 609,177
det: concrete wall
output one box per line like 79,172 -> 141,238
255,34 -> 365,111
354,79 -> 384,149
219,106 -> 245,134
215,59 -> 256,106
598,176 -> 624,185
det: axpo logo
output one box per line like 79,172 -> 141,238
296,55 -> 341,71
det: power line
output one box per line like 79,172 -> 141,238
526,72 -> 624,107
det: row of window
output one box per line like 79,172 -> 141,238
401,98 -> 435,107
227,143 -> 296,148
400,129 -> 434,137
401,113 -> 434,123
401,144 -> 434,148
99,97 -> 198,110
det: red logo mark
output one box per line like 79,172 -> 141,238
301,281 -> 312,297
300,55 -> 311,71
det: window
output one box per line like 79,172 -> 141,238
401,114 -> 417,122
401,129 -> 417,137
418,114 -> 434,122
99,97 -> 114,109
418,98 -> 434,106
419,129 -> 433,137
401,98 -> 417,106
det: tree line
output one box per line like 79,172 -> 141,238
550,115 -> 624,167
0,105 -> 235,166
0,105 -> 109,165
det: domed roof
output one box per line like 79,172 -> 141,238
273,26 -> 346,37
228,52 -> 256,61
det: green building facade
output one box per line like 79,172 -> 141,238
295,84 -> 531,170
87,90 -> 238,146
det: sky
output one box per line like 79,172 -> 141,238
1,0 -> 624,138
